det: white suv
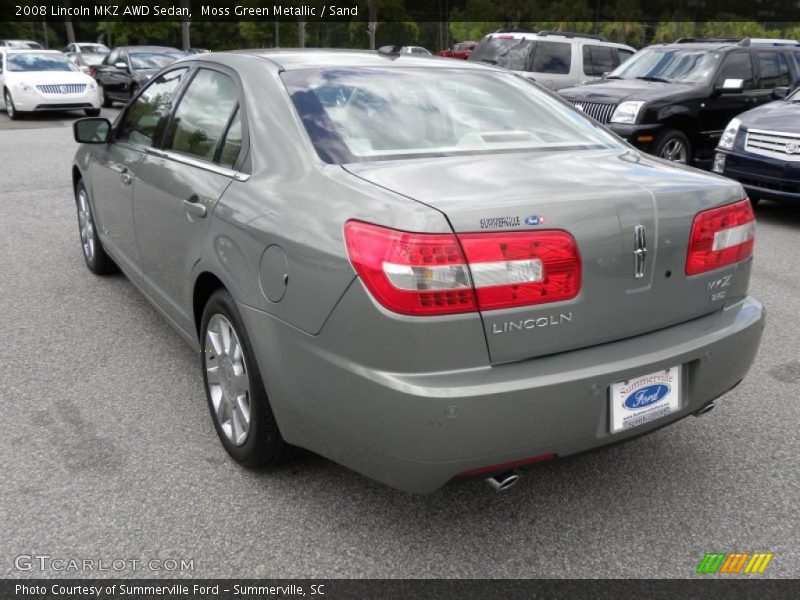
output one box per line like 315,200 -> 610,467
1,49 -> 101,119
468,30 -> 636,90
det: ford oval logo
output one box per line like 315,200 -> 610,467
624,384 -> 670,410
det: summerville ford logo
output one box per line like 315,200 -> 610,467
624,384 -> 670,410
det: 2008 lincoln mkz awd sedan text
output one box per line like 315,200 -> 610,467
71,50 -> 765,493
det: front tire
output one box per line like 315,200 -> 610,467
201,289 -> 294,467
4,89 -> 22,120
75,180 -> 116,275
84,108 -> 101,117
652,129 -> 691,164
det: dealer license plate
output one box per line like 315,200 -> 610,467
610,366 -> 681,433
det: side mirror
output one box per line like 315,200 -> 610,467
772,86 -> 790,100
718,78 -> 744,93
74,117 -> 111,144
114,61 -> 128,71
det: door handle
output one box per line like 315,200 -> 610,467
119,166 -> 132,185
183,196 -> 207,219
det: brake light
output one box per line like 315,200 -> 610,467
685,199 -> 755,276
344,221 -> 581,316
88,66 -> 96,77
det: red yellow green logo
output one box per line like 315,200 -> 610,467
697,552 -> 773,574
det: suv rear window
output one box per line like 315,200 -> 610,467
530,41 -> 571,74
757,51 -> 791,88
468,37 -> 534,71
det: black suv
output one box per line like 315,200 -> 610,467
558,38 -> 800,167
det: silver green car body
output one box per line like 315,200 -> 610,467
73,50 -> 764,493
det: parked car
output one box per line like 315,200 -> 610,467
1,49 -> 101,119
559,38 -> 800,167
93,45 -> 183,106
68,52 -> 107,76
438,41 -> 477,60
0,39 -> 44,49
468,30 -> 635,90
63,42 -> 110,55
71,50 -> 764,493
712,85 -> 800,204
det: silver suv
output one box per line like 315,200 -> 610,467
468,30 -> 635,90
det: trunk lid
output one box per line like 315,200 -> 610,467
345,149 -> 749,364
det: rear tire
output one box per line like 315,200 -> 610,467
75,179 -> 117,275
652,129 -> 691,165
201,289 -> 295,468
100,85 -> 113,108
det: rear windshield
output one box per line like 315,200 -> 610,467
282,67 -> 621,164
468,37 -> 534,70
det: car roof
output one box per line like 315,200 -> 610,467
116,46 -> 182,52
198,48 -> 500,71
2,49 -> 64,55
481,31 -> 634,50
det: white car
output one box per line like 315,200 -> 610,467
1,49 -> 101,119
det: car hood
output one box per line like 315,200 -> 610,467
558,79 -> 694,103
738,100 -> 800,132
4,70 -> 92,85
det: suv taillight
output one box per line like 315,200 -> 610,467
686,199 -> 755,276
344,221 -> 581,316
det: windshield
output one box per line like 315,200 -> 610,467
8,53 -> 79,72
129,52 -> 181,70
282,67 -> 622,164
469,37 -> 534,70
78,44 -> 109,53
608,47 -> 721,83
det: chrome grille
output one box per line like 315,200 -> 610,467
745,129 -> 800,161
568,100 -> 617,124
36,83 -> 87,94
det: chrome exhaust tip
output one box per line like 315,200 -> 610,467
485,471 -> 521,493
694,402 -> 716,417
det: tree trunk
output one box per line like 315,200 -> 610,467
62,1 -> 76,44
298,21 -> 306,48
368,0 -> 377,50
180,0 -> 191,51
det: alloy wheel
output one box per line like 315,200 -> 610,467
659,138 -> 688,163
4,92 -> 14,119
76,188 -> 95,260
204,314 -> 252,446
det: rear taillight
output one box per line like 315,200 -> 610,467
344,221 -> 581,316
88,66 -> 96,77
685,199 -> 755,276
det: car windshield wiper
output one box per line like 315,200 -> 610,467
636,76 -> 671,83
604,75 -> 624,79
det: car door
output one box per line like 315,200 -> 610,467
0,51 -> 5,91
702,51 -> 756,137
132,65 -> 245,333
89,66 -> 189,273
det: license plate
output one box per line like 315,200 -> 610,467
610,366 -> 681,433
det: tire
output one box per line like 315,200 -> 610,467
100,85 -> 113,108
652,129 -> 691,165
4,89 -> 22,120
201,289 -> 294,467
748,197 -> 761,207
75,179 -> 117,275
84,108 -> 101,117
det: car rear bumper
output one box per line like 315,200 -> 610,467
240,289 -> 765,493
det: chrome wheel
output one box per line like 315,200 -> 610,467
4,92 -> 14,119
659,137 -> 688,163
77,188 -> 95,260
205,314 -> 251,446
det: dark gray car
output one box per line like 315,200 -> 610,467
71,50 -> 764,493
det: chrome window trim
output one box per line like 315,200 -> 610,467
145,147 -> 250,180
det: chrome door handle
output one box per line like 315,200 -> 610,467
183,197 -> 207,218
119,167 -> 132,185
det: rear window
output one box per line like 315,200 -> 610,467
757,51 -> 791,88
583,45 -> 616,76
530,41 -> 572,75
282,67 -> 621,164
468,37 -> 534,71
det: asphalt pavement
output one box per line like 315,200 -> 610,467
0,110 -> 798,579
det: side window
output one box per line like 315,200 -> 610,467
583,45 -> 615,76
617,49 -> 634,65
218,109 -> 242,167
716,52 -> 754,90
104,49 -> 118,65
164,68 -> 238,163
116,67 -> 188,147
757,51 -> 790,89
529,41 -> 571,75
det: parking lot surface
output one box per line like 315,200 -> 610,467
1,111 -> 798,578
